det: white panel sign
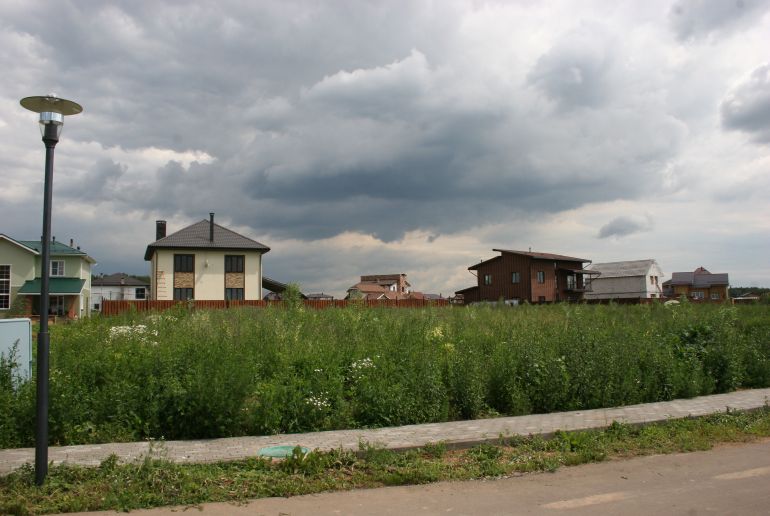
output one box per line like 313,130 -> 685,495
0,318 -> 32,380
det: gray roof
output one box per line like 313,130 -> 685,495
145,220 -> 269,260
665,270 -> 729,288
587,259 -> 660,278
92,273 -> 149,287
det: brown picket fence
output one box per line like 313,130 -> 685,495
100,298 -> 450,316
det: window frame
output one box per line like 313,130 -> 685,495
0,264 -> 10,310
173,287 -> 194,301
50,260 -> 65,277
483,274 -> 493,286
710,292 -> 720,300
135,287 -> 146,300
536,271 -> 545,284
225,287 -> 244,301
225,255 -> 245,273
511,272 -> 520,284
173,254 -> 194,273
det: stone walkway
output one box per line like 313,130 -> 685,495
1,388 -> 768,475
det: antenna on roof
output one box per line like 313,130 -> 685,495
529,246 -> 531,252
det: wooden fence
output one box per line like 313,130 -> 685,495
100,298 -> 450,316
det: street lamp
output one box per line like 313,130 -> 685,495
20,94 -> 83,485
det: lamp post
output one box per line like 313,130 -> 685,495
20,94 -> 83,485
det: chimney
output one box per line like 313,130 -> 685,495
69,238 -> 74,248
209,212 -> 214,242
156,220 -> 166,240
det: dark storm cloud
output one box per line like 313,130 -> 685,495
4,0 -> 768,292
2,1 -> 457,156
59,159 -> 126,202
668,0 -> 769,41
721,63 -> 770,143
597,216 -> 653,239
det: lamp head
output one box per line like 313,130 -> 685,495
20,94 -> 83,140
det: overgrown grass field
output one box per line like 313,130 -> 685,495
1,303 -> 769,448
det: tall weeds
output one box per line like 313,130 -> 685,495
1,302 -> 768,447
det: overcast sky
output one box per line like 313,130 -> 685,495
2,0 -> 769,297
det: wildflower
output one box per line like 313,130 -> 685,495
305,393 -> 331,410
108,324 -> 158,344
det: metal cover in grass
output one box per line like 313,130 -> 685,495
258,445 -> 309,458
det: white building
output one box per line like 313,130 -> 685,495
584,259 -> 665,300
91,273 -> 149,311
144,214 -> 270,301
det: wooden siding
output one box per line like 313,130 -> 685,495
473,253 -> 532,302
471,255 -> 589,303
101,298 -> 450,316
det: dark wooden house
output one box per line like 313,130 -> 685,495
455,249 -> 598,304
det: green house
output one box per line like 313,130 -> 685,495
0,234 -> 96,320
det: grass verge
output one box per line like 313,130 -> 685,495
2,406 -> 769,515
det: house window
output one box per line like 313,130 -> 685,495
225,288 -> 244,300
135,288 -> 146,300
173,288 -> 194,300
0,265 -> 10,310
692,291 -> 704,300
174,254 -> 194,273
566,275 -> 576,290
710,292 -> 720,300
50,260 -> 65,277
483,274 -> 492,285
537,271 -> 545,284
225,255 -> 244,273
511,272 -> 520,284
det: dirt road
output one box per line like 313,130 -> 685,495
68,438 -> 770,515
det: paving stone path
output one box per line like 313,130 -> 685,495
1,388 -> 768,475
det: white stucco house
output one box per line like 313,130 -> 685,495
584,259 -> 665,300
91,273 -> 150,311
144,214 -> 270,301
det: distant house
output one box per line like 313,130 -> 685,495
91,273 -> 150,311
732,293 -> 761,304
455,249 -> 598,304
144,214 -> 270,301
345,281 -> 388,300
345,274 -> 417,300
306,292 -> 334,301
662,267 -> 729,301
584,259 -> 664,300
0,234 -> 95,319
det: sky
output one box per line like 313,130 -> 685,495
1,0 -> 769,298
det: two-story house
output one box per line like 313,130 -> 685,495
0,234 -> 95,319
144,214 -> 270,301
662,267 -> 729,301
584,259 -> 665,300
455,249 -> 598,304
